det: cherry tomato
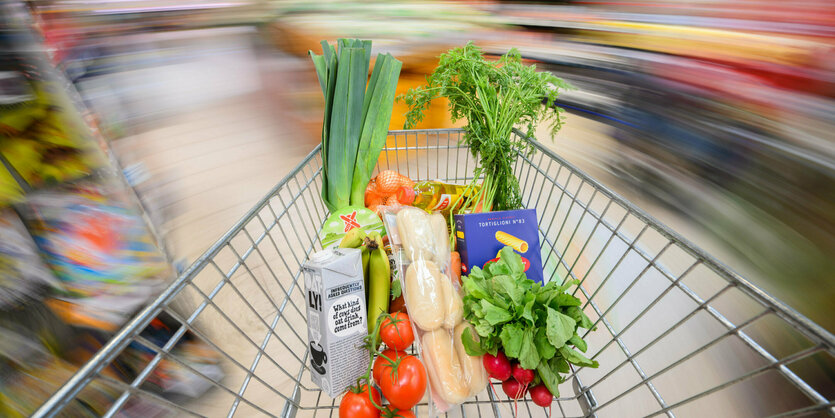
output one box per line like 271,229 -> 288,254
379,354 -> 427,410
339,384 -> 381,418
380,312 -> 414,351
373,349 -> 403,384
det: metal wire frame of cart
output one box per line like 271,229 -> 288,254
35,129 -> 835,417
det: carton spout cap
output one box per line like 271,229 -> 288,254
310,249 -> 336,263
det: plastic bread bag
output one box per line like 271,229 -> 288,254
382,206 -> 450,272
380,206 -> 487,414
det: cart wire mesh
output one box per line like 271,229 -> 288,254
35,129 -> 835,417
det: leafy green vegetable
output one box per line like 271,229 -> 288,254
461,326 -> 486,356
401,43 -> 570,212
482,300 -> 513,325
500,323 -> 524,358
460,246 -> 598,389
518,327 -> 540,370
309,39 -> 402,212
351,53 -> 402,206
534,327 -> 556,360
560,346 -> 599,368
390,279 -> 402,299
537,359 -> 562,398
546,308 -> 576,349
569,334 -> 588,353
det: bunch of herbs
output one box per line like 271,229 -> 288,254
400,43 -> 569,211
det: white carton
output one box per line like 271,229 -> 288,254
302,248 -> 369,398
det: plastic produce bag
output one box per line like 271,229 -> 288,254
381,206 -> 487,414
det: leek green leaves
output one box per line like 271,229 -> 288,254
310,39 -> 402,212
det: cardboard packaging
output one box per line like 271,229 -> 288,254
454,209 -> 544,283
302,248 -> 369,398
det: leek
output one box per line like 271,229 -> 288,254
309,39 -> 401,212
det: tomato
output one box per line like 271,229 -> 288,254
373,349 -> 403,384
339,384 -> 381,418
389,294 -> 407,315
383,407 -> 416,418
380,312 -> 414,351
379,354 -> 427,410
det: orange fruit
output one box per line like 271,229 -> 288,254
376,170 -> 401,195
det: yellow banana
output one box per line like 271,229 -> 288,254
339,227 -> 366,248
367,242 -> 391,335
361,244 -> 371,300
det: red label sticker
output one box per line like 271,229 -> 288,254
431,194 -> 452,211
339,210 -> 361,232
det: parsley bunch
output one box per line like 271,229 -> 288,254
459,247 -> 598,397
401,43 -> 569,211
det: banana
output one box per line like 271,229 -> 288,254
339,227 -> 366,248
361,245 -> 371,300
367,238 -> 391,335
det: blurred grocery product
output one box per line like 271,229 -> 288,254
0,209 -> 61,308
0,74 -> 103,188
397,180 -> 479,215
21,183 -> 169,330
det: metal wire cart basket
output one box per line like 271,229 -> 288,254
36,129 -> 835,417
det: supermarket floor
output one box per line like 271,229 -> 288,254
86,27 -> 822,416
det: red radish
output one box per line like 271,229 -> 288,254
501,378 -> 526,399
530,384 -> 554,407
502,377 -> 527,417
483,352 -> 512,381
510,362 -> 536,414
511,363 -> 535,386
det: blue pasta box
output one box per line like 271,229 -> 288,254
454,209 -> 544,283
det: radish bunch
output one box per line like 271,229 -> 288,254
484,351 -> 554,414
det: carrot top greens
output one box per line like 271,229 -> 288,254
401,43 -> 570,211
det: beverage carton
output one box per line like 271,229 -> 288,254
302,248 -> 369,398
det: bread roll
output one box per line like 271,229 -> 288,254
422,328 -> 470,405
429,212 -> 450,267
441,275 -> 463,329
454,322 -> 488,396
396,207 -> 435,262
404,260 -> 444,331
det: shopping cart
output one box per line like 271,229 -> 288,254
35,129 -> 835,417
